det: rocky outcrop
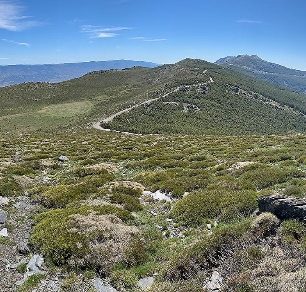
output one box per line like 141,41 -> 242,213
258,195 -> 306,221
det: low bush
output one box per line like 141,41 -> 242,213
30,204 -> 134,268
172,189 -> 258,226
240,165 -> 303,190
40,172 -> 115,208
110,193 -> 142,212
280,220 -> 306,246
0,177 -> 22,196
163,219 -> 251,281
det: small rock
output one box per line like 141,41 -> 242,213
0,228 -> 8,237
25,254 -> 44,277
207,224 -> 212,230
204,271 -> 223,291
17,241 -> 30,255
93,278 -> 118,292
58,155 -> 69,162
138,277 -> 155,290
0,209 -> 7,224
0,196 -> 9,206
12,151 -> 22,162
143,190 -> 172,202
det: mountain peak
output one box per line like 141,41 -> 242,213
216,55 -> 306,93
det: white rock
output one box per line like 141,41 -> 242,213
58,155 -> 69,162
0,196 -> 9,206
138,276 -> 154,290
205,271 -> 223,291
25,254 -> 44,278
0,228 -> 8,237
144,190 -> 172,202
94,278 -> 118,292
207,224 -> 212,230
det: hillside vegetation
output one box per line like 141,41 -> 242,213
1,58 -> 306,135
1,129 -> 306,291
1,59 -> 306,291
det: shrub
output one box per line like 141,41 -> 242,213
112,185 -> 143,198
240,166 -> 303,190
0,177 -> 22,197
30,205 -> 134,268
40,183 -> 92,208
163,219 -> 251,281
250,213 -> 280,238
172,189 -> 258,226
280,220 -> 306,245
40,171 -> 115,208
110,193 -> 142,212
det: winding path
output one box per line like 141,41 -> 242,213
92,77 -> 214,134
92,87 -> 180,133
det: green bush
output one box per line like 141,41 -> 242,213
112,185 -> 143,198
280,220 -> 306,246
40,170 -> 115,208
163,219 -> 251,280
111,193 -> 142,212
0,177 -> 22,197
30,205 -> 133,266
240,165 -> 303,189
40,183 -> 92,208
172,189 -> 258,226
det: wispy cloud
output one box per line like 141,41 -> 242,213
81,25 -> 130,38
236,19 -> 263,24
0,57 -> 9,60
0,1 -> 39,31
2,38 -> 30,47
131,36 -> 167,42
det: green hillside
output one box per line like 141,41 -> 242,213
106,59 -> 306,135
1,58 -> 306,135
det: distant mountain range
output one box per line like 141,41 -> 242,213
0,60 -> 158,87
216,55 -> 306,93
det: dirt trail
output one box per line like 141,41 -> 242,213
92,87 -> 180,132
92,75 -> 214,134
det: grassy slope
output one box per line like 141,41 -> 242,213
2,128 -> 306,290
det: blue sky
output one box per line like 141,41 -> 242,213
0,0 -> 306,69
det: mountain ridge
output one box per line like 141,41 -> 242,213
216,55 -> 306,93
0,59 -> 158,87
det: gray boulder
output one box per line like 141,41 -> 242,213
258,195 -> 306,221
25,255 -> 44,277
